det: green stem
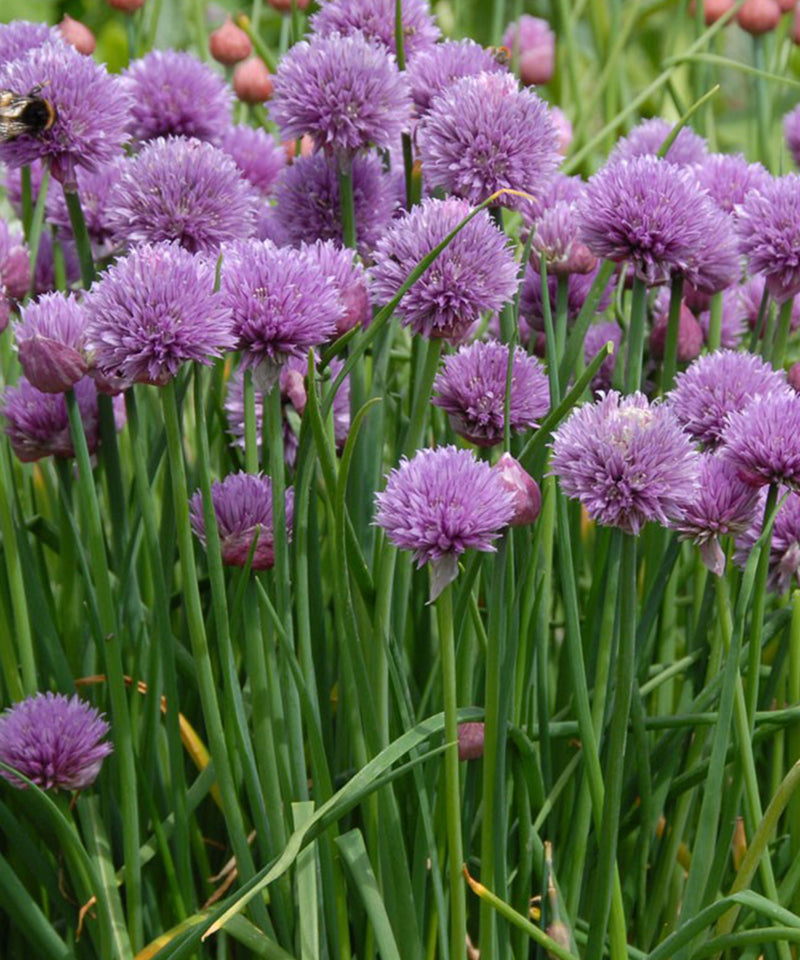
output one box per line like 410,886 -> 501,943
65,388 -> 142,951
625,275 -> 648,393
660,273 -> 684,394
159,379 -> 271,934
436,582 -> 466,960
707,291 -> 723,352
338,159 -> 357,251
20,164 -> 33,239
790,590 -> 800,915
586,531 -> 636,960
771,297 -> 794,369
746,484 -> 778,726
63,189 -> 95,290
752,34 -> 771,168
242,368 -> 259,474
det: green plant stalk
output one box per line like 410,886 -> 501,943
436,581 -> 466,960
26,165 -> 51,290
159,379 -> 271,934
125,389 -> 193,905
659,274 -> 684,394
20,164 -> 32,238
752,34 -> 771,168
746,484 -> 778,726
63,189 -> 95,290
625,275 -> 648,392
585,531 -> 637,960
193,0 -> 208,59
338,159 -> 357,251
242,368 -> 259,474
266,380 -> 308,801
706,291 -> 723,352
64,388 -> 142,951
0,441 -> 35,696
555,275 -> 570,379
771,297 -> 794,369
790,591 -> 800,914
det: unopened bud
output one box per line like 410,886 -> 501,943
209,18 -> 252,66
777,0 -> 796,12
492,453 -> 542,526
18,336 -> 88,393
267,0 -> 312,10
2,244 -> 30,301
282,135 -> 315,164
105,0 -> 146,12
737,0 -> 782,33
233,57 -> 273,103
280,366 -> 307,415
337,280 -> 371,335
550,105 -> 573,156
689,0 -> 736,24
59,15 -> 96,55
649,303 -> 703,363
457,722 -> 485,761
788,360 -> 800,392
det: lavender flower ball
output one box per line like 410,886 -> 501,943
14,292 -> 88,393
531,201 -> 597,276
551,391 -> 700,534
221,240 -> 343,384
406,39 -> 507,115
735,174 -> 800,303
190,472 -> 294,571
723,391 -> 800,489
608,117 -> 708,167
374,445 -> 515,568
85,242 -> 235,387
220,125 -> 285,196
46,157 -> 128,256
677,453 -> 758,576
123,50 -> 232,144
299,240 -> 371,335
419,72 -> 559,209
735,489 -> 800,593
0,692 -> 112,791
502,15 -> 556,86
584,321 -> 623,393
579,156 -> 740,292
693,152 -> 771,215
668,350 -> 789,448
0,41 -> 132,186
432,341 -> 549,447
274,152 -> 398,254
0,21 -> 60,66
108,137 -> 257,254
524,172 -> 586,223
785,104 -> 800,169
370,197 -> 518,342
1,375 -> 104,462
310,0 -> 440,60
271,32 -> 411,160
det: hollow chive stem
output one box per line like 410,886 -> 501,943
660,273 -> 684,394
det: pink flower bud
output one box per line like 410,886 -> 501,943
18,336 -> 88,393
788,360 -> 800,392
282,135 -> 315,164
281,366 -> 307,415
233,57 -> 274,103
777,0 -> 796,12
58,15 -> 96,56
105,0 -> 146,11
2,244 -> 30,301
337,280 -> 371,335
649,303 -> 704,363
267,0 -> 311,11
737,0 -> 782,33
0,296 -> 10,334
492,453 -> 542,526
457,722 -> 485,761
689,0 -> 736,24
209,18 -> 252,66
550,105 -> 573,156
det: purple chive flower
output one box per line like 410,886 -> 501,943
0,21 -> 60,66
502,15 -> 556,87
122,50 -> 232,144
531,201 -> 597,276
693,152 -> 771,215
274,152 -> 399,255
14,292 -> 88,393
107,137 -> 257,254
551,391 -> 701,534
219,125 -> 285,196
697,286 -> 747,349
374,444 -> 515,596
418,72 -> 559,210
735,489 -> 800,593
524,172 -> 586,223
608,117 -> 708,168
406,39 -> 507,116
189,472 -> 294,571
735,174 -> 800,303
676,453 -> 759,576
85,242 -> 235,387
785,104 -> 800,169
221,239 -> 343,389
0,42 -> 131,186
584,321 -> 623,393
0,692 -> 112,791
722,391 -> 800,489
1,375 -> 108,462
299,240 -> 371,335
310,0 -> 440,60
370,197 -> 518,342
579,156 -> 740,292
271,32 -> 411,162
46,157 -> 128,257
668,350 -> 789,448
432,341 -> 549,447
255,206 -> 292,247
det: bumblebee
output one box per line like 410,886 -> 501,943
0,87 -> 57,142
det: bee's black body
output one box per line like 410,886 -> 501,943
0,88 -> 57,142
